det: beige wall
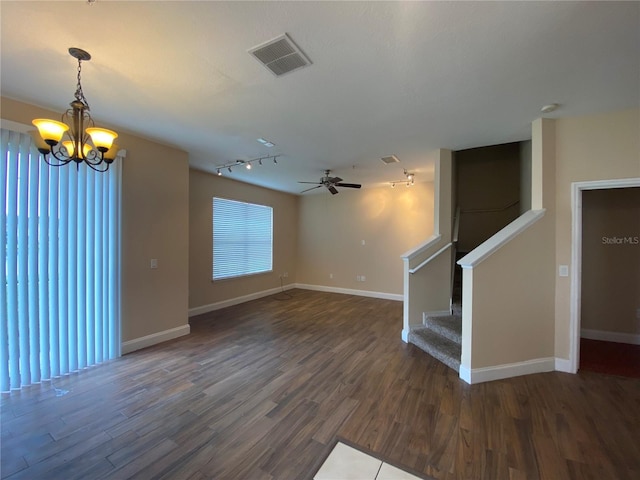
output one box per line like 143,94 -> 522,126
554,109 -> 640,358
466,216 -> 556,368
1,97 -> 190,344
189,168 -> 298,309
581,187 -> 640,334
298,182 -> 434,295
456,142 -> 521,252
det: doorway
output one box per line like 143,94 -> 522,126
570,178 -> 640,374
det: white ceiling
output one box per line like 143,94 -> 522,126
1,1 -> 638,194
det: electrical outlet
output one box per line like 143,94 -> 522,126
283,272 -> 288,278
329,273 -> 334,279
361,275 -> 366,282
150,259 -> 158,269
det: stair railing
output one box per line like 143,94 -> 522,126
459,200 -> 519,215
409,242 -> 452,274
450,206 -> 461,309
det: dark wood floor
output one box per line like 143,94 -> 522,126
2,289 -> 640,479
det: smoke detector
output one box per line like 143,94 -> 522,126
249,33 -> 311,77
541,103 -> 560,114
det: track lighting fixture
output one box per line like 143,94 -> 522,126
389,169 -> 416,188
214,155 -> 281,176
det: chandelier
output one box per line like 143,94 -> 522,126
31,48 -> 119,172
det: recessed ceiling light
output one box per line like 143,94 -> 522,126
541,103 -> 560,114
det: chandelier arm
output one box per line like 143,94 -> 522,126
84,149 -> 105,166
42,152 -> 74,167
84,159 -> 110,173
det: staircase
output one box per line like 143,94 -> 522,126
408,253 -> 463,372
409,310 -> 462,372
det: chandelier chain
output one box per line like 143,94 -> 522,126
74,58 -> 90,108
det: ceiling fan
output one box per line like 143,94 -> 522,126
299,170 -> 362,195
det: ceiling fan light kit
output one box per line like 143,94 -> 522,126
299,170 -> 362,195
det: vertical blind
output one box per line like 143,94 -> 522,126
1,128 -> 121,392
213,197 -> 273,280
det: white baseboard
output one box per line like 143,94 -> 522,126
188,283 -> 400,319
459,365 -> 471,384
295,283 -> 403,301
401,328 -> 410,343
121,324 -> 191,355
458,357 -> 556,384
188,284 -> 295,317
554,357 -> 574,373
581,328 -> 640,345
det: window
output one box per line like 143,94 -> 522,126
1,128 -> 121,392
212,197 -> 273,280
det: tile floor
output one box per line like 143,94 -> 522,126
314,442 -> 424,480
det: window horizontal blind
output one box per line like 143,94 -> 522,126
1,128 -> 121,392
213,197 -> 273,280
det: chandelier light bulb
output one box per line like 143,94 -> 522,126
246,162 -> 252,170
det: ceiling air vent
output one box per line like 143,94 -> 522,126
249,33 -> 311,77
380,155 -> 400,165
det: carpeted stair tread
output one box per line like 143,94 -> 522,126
408,328 -> 461,372
424,314 -> 462,345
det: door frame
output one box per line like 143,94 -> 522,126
570,177 -> 640,373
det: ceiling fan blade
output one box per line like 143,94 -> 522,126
329,177 -> 343,183
300,185 -> 322,193
298,181 -> 322,184
327,185 -> 339,195
335,182 -> 362,189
